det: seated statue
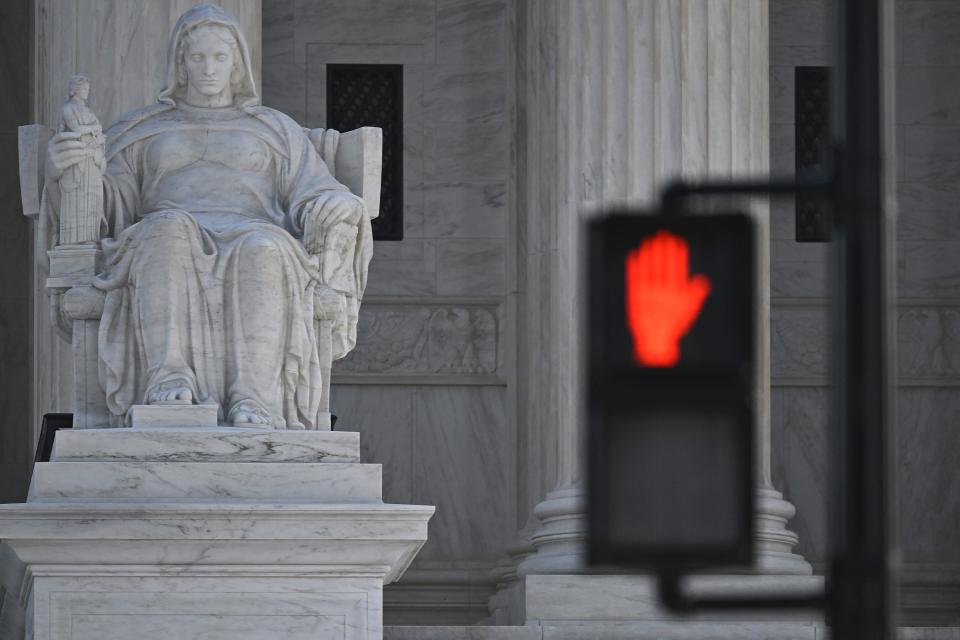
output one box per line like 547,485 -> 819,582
40,4 -> 373,429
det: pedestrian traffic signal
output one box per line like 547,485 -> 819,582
587,211 -> 756,570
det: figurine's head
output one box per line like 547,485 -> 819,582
68,75 -> 90,101
159,4 -> 258,108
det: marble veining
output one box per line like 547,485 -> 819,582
29,461 -> 382,502
36,4 -> 374,430
335,305 -> 498,375
52,428 -> 361,463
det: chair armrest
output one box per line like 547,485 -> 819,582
306,126 -> 382,220
335,127 -> 382,220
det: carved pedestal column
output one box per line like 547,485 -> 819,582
513,0 -> 810,586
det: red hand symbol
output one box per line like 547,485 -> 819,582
625,230 -> 711,367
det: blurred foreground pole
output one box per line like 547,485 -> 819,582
829,0 -> 897,638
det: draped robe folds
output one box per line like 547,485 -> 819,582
80,103 -> 371,428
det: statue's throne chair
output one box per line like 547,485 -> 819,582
18,123 -> 382,429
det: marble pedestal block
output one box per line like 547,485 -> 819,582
498,574 -> 825,639
0,428 -> 434,640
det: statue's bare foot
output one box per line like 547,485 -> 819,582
228,401 -> 273,428
147,379 -> 193,405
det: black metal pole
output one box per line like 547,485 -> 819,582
829,1 -> 896,639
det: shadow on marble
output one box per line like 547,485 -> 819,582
896,1 -> 960,67
771,387 -> 829,564
436,0 -> 506,67
330,385 -> 416,505
424,183 -> 506,239
897,389 -> 960,563
771,306 -> 828,381
413,386 -> 512,561
437,240 -> 506,296
897,67 -> 960,126
293,0 -> 435,65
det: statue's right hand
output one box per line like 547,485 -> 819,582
45,131 -> 91,183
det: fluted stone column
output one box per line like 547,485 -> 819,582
28,0 -> 261,444
514,0 -> 810,577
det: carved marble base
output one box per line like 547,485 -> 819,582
0,428 -> 433,640
481,574 -> 826,638
45,245 -> 102,290
128,403 -> 219,428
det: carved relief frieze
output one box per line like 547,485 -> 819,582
334,304 -> 498,376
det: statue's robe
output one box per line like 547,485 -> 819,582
88,103 -> 371,428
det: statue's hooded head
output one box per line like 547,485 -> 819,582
159,4 -> 259,108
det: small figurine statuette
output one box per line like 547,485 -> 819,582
57,75 -> 105,245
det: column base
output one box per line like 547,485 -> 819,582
755,486 -> 813,575
515,486 -> 585,577
514,485 -> 812,577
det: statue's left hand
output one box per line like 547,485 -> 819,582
317,191 -> 365,226
303,191 -> 365,254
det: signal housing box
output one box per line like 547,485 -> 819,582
586,211 -> 756,570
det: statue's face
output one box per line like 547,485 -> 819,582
77,82 -> 90,101
183,26 -> 235,98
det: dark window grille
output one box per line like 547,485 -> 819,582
327,64 -> 404,241
795,66 -> 831,243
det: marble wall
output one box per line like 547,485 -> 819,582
770,0 -> 960,625
261,0 -> 514,624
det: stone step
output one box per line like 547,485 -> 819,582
29,461 -> 381,502
384,627 -> 538,640
128,403 -> 219,428
382,627 -> 960,640
52,428 -> 361,463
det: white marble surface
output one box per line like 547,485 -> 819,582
1,418 -> 433,639
0,501 -> 432,579
45,244 -> 102,289
385,628 -> 538,640
538,622 -> 819,640
52,427 -> 361,463
335,304 -> 498,375
32,577 -> 379,640
519,574 -> 824,625
128,404 -> 219,429
381,627 -> 960,640
335,127 -> 384,221
29,460 -> 381,502
35,4 -> 374,430
29,0 -> 263,452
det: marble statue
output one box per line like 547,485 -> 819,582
56,75 -> 105,245
41,4 -> 373,429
